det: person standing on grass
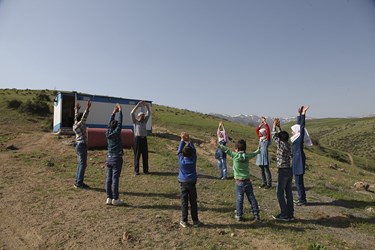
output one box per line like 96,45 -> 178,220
73,100 -> 91,189
216,121 -> 228,179
255,116 -> 272,189
271,118 -> 294,221
291,106 -> 313,206
131,100 -> 151,175
105,103 -> 124,206
178,132 -> 201,228
218,140 -> 261,222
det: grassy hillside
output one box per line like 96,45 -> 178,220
1,89 -> 374,250
304,118 -> 375,172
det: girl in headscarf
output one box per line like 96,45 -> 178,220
256,116 -> 272,189
291,106 -> 312,206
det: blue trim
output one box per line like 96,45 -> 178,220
57,91 -> 152,105
53,123 -> 61,132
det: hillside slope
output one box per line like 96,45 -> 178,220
0,89 -> 374,250
305,118 -> 375,172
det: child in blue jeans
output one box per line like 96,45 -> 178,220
219,140 -> 261,222
272,118 -> 294,221
178,132 -> 201,228
105,104 -> 124,206
216,121 -> 228,179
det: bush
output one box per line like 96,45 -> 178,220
34,92 -> 51,102
7,99 -> 23,109
20,100 -> 51,116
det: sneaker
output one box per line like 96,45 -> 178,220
288,216 -> 295,221
234,215 -> 242,221
264,185 -> 272,189
272,214 -> 289,221
134,172 -> 140,176
112,199 -> 124,206
294,200 -> 307,206
221,176 -> 227,180
259,183 -> 267,188
73,183 -> 90,189
180,221 -> 188,228
106,198 -> 112,205
254,214 -> 262,222
193,221 -> 202,227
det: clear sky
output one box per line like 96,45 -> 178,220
0,0 -> 374,118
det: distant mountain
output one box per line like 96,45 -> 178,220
210,113 -> 296,126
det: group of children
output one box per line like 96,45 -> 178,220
178,105 -> 312,227
73,100 -> 311,227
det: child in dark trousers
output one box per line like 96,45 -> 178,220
271,118 -> 294,221
219,140 -> 261,222
291,106 -> 313,206
177,132 -> 201,228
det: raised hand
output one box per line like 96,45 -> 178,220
181,132 -> 190,141
302,105 -> 309,114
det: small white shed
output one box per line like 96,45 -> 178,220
53,91 -> 152,134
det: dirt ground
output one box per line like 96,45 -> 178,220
1,128 -> 375,250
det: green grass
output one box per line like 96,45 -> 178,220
2,88 -> 375,250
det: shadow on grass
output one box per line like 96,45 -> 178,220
149,171 -> 177,176
307,199 -> 375,209
204,221 -> 308,231
88,187 -> 106,193
297,216 -> 375,229
124,191 -> 179,200
129,204 -> 181,210
197,173 -> 221,180
291,186 -> 312,191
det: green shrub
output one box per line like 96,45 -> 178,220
308,243 -> 327,250
7,99 -> 23,109
34,92 -> 51,102
20,100 -> 51,116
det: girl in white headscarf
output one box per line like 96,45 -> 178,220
291,106 -> 312,206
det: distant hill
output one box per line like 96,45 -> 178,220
210,113 -> 297,126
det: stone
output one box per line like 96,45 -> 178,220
353,182 -> 369,191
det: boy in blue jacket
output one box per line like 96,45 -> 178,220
178,132 -> 201,228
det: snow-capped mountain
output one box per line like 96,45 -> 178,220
210,113 -> 296,126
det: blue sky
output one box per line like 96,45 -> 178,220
0,0 -> 374,118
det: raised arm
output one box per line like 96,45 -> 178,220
143,102 -> 151,123
178,132 -> 190,159
246,147 -> 261,159
131,101 -> 143,122
299,105 -> 309,141
75,100 -> 91,124
272,118 -> 281,141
